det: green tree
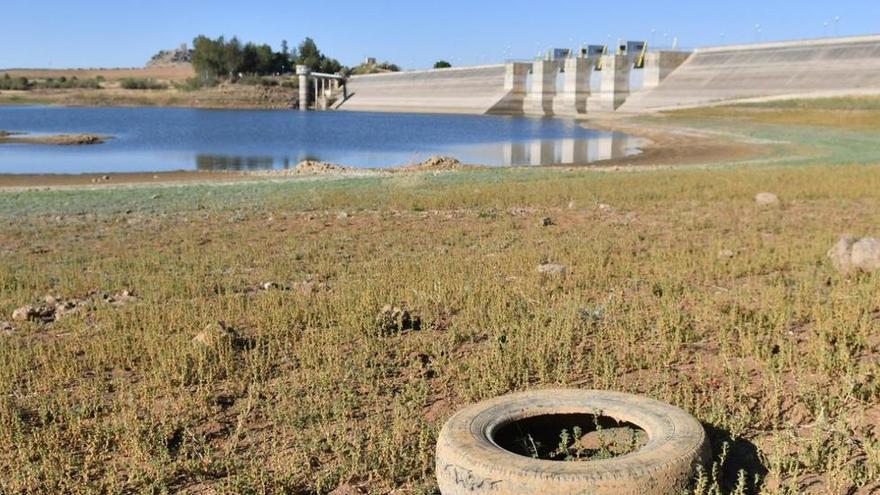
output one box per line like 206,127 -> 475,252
191,35 -> 228,78
293,37 -> 344,73
224,37 -> 243,76
434,60 -> 452,69
240,43 -> 260,74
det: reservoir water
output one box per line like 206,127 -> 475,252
0,106 -> 640,174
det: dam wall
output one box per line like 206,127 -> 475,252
622,34 -> 880,112
339,64 -> 525,115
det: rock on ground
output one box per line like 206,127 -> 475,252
1,321 -> 14,334
755,192 -> 780,206
828,236 -> 880,273
851,238 -> 880,272
329,484 -> 364,495
537,263 -> 567,276
718,249 -> 735,259
192,321 -> 237,348
12,305 -> 36,322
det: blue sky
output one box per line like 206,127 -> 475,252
2,0 -> 879,69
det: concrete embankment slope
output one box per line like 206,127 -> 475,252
339,65 -> 519,115
622,34 -> 880,112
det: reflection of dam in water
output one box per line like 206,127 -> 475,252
501,134 -> 639,166
194,134 -> 640,170
193,134 -> 640,170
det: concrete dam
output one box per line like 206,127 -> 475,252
622,34 -> 880,112
315,34 -> 880,116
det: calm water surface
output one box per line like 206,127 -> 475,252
0,106 -> 641,174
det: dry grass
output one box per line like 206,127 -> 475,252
0,98 -> 879,494
673,96 -> 880,131
0,65 -> 195,82
0,85 -> 298,110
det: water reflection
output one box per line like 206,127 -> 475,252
196,155 -> 278,171
476,133 -> 641,167
0,106 -> 642,174
194,135 -> 641,171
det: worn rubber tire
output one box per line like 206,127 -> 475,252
436,389 -> 710,495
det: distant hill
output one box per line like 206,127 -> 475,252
147,44 -> 193,67
349,59 -> 400,76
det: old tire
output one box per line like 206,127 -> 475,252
436,389 -> 710,495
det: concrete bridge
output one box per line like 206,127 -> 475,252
296,65 -> 346,110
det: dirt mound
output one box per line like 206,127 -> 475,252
399,156 -> 465,172
293,160 -> 353,175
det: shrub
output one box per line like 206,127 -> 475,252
176,76 -> 219,92
434,60 -> 452,69
120,78 -> 168,90
0,74 -> 32,90
33,76 -> 101,90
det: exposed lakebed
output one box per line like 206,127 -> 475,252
0,106 -> 641,173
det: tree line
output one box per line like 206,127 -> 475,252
191,36 -> 344,79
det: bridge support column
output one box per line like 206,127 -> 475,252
296,65 -> 311,111
523,60 -> 558,116
588,55 -> 630,112
553,56 -> 592,116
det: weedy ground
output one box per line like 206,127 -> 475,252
1,98 -> 879,494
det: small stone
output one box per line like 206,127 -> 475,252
598,203 -> 612,212
540,217 -> 553,227
329,484 -> 364,495
537,263 -> 568,276
567,200 -> 577,210
54,301 -> 78,319
44,294 -> 59,306
110,290 -> 137,305
262,282 -> 280,291
12,305 -> 36,322
718,249 -> 735,259
192,321 -> 236,347
0,321 -> 14,334
102,175 -> 111,181
151,194 -> 161,200
336,211 -> 349,219
755,192 -> 780,206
